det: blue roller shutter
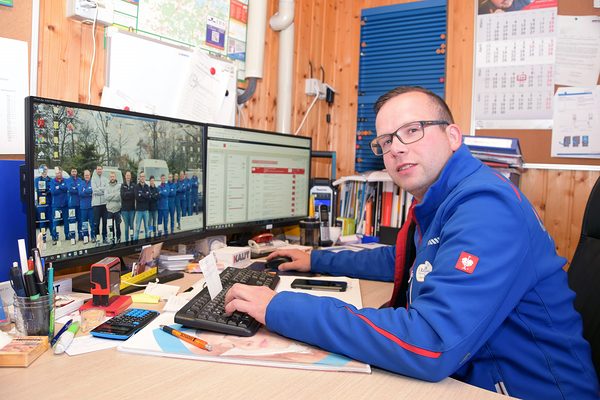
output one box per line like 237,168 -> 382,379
356,0 -> 447,172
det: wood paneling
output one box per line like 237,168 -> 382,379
521,169 -> 600,266
21,0 -> 599,262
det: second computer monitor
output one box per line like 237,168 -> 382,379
205,125 -> 311,232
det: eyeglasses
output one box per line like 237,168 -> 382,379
370,120 -> 450,156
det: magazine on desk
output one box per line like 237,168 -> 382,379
119,275 -> 370,373
118,312 -> 371,373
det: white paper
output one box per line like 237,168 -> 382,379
0,38 -> 28,154
173,48 -> 236,126
200,253 -> 223,299
65,334 -> 121,355
473,5 -> 558,129
144,282 -> 180,300
551,87 -> 600,158
555,16 -> 600,87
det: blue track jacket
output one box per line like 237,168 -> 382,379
266,145 -> 599,399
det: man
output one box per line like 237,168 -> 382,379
157,174 -> 170,235
67,168 -> 82,241
173,173 -> 182,230
148,175 -> 159,237
190,173 -> 199,215
120,171 -> 136,242
167,173 -> 177,233
224,87 -> 599,399
49,168 -> 69,244
78,170 -> 94,242
134,171 -> 151,241
91,165 -> 109,243
178,170 -> 188,218
105,171 -> 122,243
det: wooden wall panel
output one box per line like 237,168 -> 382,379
31,0 -> 598,262
520,169 -> 599,266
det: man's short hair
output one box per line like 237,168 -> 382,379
373,86 -> 454,124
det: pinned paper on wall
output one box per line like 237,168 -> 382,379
555,16 -> 600,87
551,87 -> 600,158
104,29 -> 236,126
173,47 -> 237,126
0,37 -> 28,154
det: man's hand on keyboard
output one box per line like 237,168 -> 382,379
224,284 -> 277,325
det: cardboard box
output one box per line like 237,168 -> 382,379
213,246 -> 251,268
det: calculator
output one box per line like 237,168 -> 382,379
90,308 -> 160,340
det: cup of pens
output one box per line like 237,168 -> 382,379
13,294 -> 55,339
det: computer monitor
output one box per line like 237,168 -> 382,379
204,124 -> 311,233
24,97 -> 205,269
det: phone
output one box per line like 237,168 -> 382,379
290,279 -> 347,292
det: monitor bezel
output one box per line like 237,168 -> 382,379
203,122 -> 312,236
24,96 -> 208,270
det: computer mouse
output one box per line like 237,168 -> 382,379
265,256 -> 293,270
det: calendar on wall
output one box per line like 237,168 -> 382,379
472,0 -> 558,130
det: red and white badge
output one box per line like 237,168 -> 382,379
455,251 -> 479,274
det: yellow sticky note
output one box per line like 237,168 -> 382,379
131,294 -> 160,304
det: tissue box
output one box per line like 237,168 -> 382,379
213,246 -> 251,268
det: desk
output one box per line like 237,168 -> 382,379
0,275 -> 505,400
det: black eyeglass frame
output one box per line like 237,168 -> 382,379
370,120 -> 450,156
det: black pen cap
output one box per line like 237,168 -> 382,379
24,271 -> 39,297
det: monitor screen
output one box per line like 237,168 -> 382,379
204,124 -> 311,232
25,97 -> 205,267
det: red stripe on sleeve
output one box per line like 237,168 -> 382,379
344,306 -> 441,359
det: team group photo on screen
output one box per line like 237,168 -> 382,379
27,99 -> 205,262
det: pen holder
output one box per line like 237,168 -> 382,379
13,294 -> 54,339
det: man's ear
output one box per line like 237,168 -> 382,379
446,124 -> 462,151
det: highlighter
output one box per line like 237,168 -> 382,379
54,322 -> 80,354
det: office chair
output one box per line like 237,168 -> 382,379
567,176 -> 600,379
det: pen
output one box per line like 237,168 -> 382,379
54,322 -> 79,354
160,325 -> 212,351
51,319 -> 73,347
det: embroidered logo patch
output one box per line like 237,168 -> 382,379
455,252 -> 479,274
415,261 -> 433,282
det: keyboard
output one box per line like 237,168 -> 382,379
174,267 -> 280,337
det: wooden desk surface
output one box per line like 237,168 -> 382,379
0,275 -> 505,400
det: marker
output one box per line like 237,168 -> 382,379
24,271 -> 40,299
54,322 -> 79,354
160,325 -> 212,351
51,319 -> 73,347
9,262 -> 27,297
47,265 -> 55,337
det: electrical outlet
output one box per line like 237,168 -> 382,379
66,0 -> 114,26
318,82 -> 328,100
305,78 -> 321,96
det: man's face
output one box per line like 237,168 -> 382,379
125,171 -> 131,182
71,169 -> 77,179
168,174 -> 173,182
96,166 -> 103,176
56,170 -> 63,180
490,0 -> 513,9
375,92 -> 461,202
180,172 -> 185,180
161,176 -> 166,184
110,172 -> 116,183
84,170 -> 90,181
139,173 -> 145,184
